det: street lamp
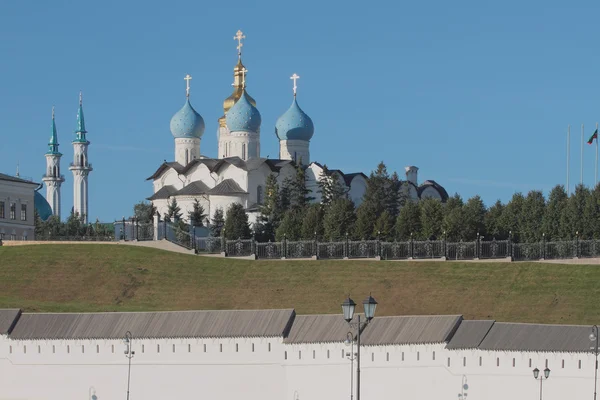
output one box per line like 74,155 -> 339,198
124,331 -> 135,400
533,367 -> 550,400
345,332 -> 356,400
457,375 -> 468,399
591,325 -> 599,400
342,294 -> 378,400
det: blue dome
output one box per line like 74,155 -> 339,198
275,97 -> 314,141
170,99 -> 205,139
34,191 -> 53,221
225,90 -> 261,133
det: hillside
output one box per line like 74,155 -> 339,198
0,244 -> 598,324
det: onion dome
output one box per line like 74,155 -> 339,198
34,190 -> 53,221
275,97 -> 314,141
226,89 -> 261,133
170,99 -> 206,139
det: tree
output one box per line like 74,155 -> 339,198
65,211 -> 84,237
257,174 -> 283,241
462,195 -> 487,240
560,184 -> 589,239
323,198 -> 356,241
485,200 -> 506,240
164,198 -> 182,223
354,204 -> 378,240
442,194 -> 464,241
583,183 -> 600,239
301,204 -> 325,239
223,203 -> 251,240
420,198 -> 443,240
317,165 -> 347,206
210,207 -> 225,237
394,201 -> 421,240
520,190 -> 546,243
133,201 -> 156,223
499,193 -> 525,242
188,199 -> 207,227
542,185 -> 568,240
275,210 -> 303,241
279,177 -> 292,212
289,164 -> 313,211
373,210 -> 394,241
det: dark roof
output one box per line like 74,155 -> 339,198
146,162 -> 184,180
284,314 -> 363,344
176,181 -> 211,196
342,172 -> 368,187
9,309 -> 296,340
446,320 -> 495,349
477,322 -> 595,353
208,179 -> 247,196
147,185 -> 178,200
0,173 -> 39,186
418,180 -> 449,202
0,309 -> 21,335
360,315 -> 463,346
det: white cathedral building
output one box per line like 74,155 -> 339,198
147,31 -> 448,224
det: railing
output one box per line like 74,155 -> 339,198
195,237 -> 222,254
225,239 -> 253,257
256,241 -> 283,259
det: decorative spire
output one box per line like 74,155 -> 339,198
49,106 -> 59,149
184,74 -> 192,98
79,90 -> 82,106
290,73 -> 300,97
234,29 -> 245,59
76,91 -> 87,137
16,161 -> 19,177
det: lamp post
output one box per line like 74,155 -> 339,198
591,325 -> 599,400
124,331 -> 135,400
345,332 -> 356,400
457,375 -> 468,399
342,294 -> 378,400
533,367 -> 550,400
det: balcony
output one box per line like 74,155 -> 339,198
69,163 -> 93,170
42,174 -> 65,181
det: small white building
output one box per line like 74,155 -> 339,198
0,308 -> 596,400
0,173 -> 48,241
147,31 -> 449,225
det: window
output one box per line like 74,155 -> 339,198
529,358 -> 532,367
188,344 -> 191,353
432,351 -> 435,360
173,344 -> 176,353
257,186 -> 264,204
562,360 -> 565,368
579,360 -> 582,369
463,357 -> 466,367
220,344 -> 223,352
53,165 -> 58,177
386,353 -> 389,361
252,343 -> 255,352
204,344 -> 207,352
402,352 -> 404,361
417,352 -> 420,361
185,150 -> 189,165
23,346 -> 26,354
111,345 -> 114,353
52,345 -> 55,354
496,358 -> 499,367
545,359 -> 548,368
157,344 -> 160,353
268,343 -> 271,352
448,357 -> 451,367
236,344 -> 239,352
67,345 -> 70,354
284,351 -> 287,360
242,143 -> 246,160
313,350 -> 316,359
299,351 -> 301,359
82,345 -> 85,353
371,353 -> 374,361
9,346 -> 12,354
142,345 -> 145,353
0,201 -> 4,218
97,345 -> 100,353
512,358 -> 515,367
327,350 -> 330,359
21,204 -> 27,221
479,357 -> 482,366
10,203 -> 16,220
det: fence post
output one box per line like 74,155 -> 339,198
541,233 -> 545,260
283,233 -> 287,259
575,231 -> 579,259
443,230 -> 447,260
163,219 -> 167,241
313,231 -> 318,260
344,232 -> 349,259
121,217 -> 126,241
193,225 -> 196,253
221,229 -> 226,257
153,213 -> 159,240
509,230 -> 514,260
476,232 -> 480,260
409,233 -> 414,260
377,230 -> 381,260
134,218 -> 139,241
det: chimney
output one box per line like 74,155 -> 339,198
404,166 -> 418,185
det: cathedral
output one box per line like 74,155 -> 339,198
147,30 -> 449,225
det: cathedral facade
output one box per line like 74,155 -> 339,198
147,31 -> 448,225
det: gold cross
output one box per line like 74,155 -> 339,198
290,73 -> 300,96
234,30 -> 246,56
241,68 -> 248,89
184,74 -> 192,97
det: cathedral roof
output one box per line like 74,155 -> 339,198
207,179 -> 247,196
418,180 -> 449,202
47,108 -> 61,155
176,181 -> 211,196
225,90 -> 261,133
275,97 -> 314,141
0,173 -> 39,185
170,98 -> 205,139
147,185 -> 178,200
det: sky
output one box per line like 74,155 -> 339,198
1,0 -> 600,222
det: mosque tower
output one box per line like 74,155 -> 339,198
69,92 -> 93,223
170,74 -> 205,166
41,107 -> 65,218
275,73 -> 314,165
218,30 -> 261,160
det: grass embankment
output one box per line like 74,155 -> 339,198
0,244 -> 598,324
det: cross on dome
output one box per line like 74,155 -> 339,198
184,74 -> 192,98
241,68 -> 248,89
79,91 -> 83,106
234,30 -> 246,57
290,73 -> 300,96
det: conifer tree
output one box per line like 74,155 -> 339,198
188,199 -> 207,227
210,207 -> 225,237
499,192 -> 525,242
164,198 -> 182,223
324,198 -> 356,241
279,177 -> 292,212
301,203 -> 325,239
394,201 -> 421,240
289,164 -> 313,211
257,174 -> 282,241
133,201 -> 156,223
484,200 -> 506,240
373,210 -> 394,240
462,195 -> 487,240
223,203 -> 251,240
520,190 -> 546,242
275,210 -> 303,241
560,184 -> 589,239
317,165 -> 347,206
584,183 -> 600,239
542,185 -> 568,240
420,198 -> 444,240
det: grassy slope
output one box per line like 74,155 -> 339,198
0,244 -> 599,324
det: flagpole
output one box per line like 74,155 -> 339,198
567,125 -> 570,195
596,122 -> 598,187
581,123 -> 584,186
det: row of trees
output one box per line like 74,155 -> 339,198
135,161 -> 600,244
34,211 -> 114,238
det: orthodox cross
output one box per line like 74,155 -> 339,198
184,74 -> 192,97
290,73 -> 300,96
241,68 -> 248,89
234,30 -> 246,57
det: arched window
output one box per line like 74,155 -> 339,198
257,185 -> 263,204
185,149 -> 189,165
242,143 -> 246,160
53,166 -> 57,177
80,154 -> 84,166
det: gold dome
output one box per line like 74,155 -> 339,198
219,58 -> 256,127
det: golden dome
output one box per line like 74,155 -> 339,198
219,58 -> 256,127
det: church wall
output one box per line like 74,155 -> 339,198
1,334 -> 596,400
0,179 -> 36,241
420,186 -> 442,200
155,170 -> 184,193
210,195 -> 247,218
172,196 -> 210,224
216,164 -> 248,190
279,140 -> 309,165
185,163 -> 217,188
348,176 -> 367,206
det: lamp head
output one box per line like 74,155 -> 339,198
362,294 -> 378,321
341,296 -> 356,323
533,368 -> 539,379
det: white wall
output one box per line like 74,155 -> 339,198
1,334 -> 596,400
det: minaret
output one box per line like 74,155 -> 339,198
69,92 -> 93,223
218,29 -> 259,159
42,107 -> 65,218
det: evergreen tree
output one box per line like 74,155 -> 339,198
210,207 -> 225,237
583,183 -> 600,239
323,198 -> 356,241
301,204 -> 325,239
317,165 -> 347,206
462,195 -> 487,240
560,184 -> 589,239
394,201 -> 422,240
188,199 -> 207,227
499,192 -> 525,242
34,209 -> 44,238
279,177 -> 292,211
520,190 -> 546,242
275,210 -> 303,241
442,194 -> 465,241
386,172 -> 401,218
354,204 -> 378,240
289,164 -> 313,211
164,198 -> 182,223
420,198 -> 443,240
542,185 -> 568,240
65,211 -> 84,237
484,200 -> 506,240
373,210 -> 394,240
257,174 -> 282,241
133,201 -> 156,223
223,203 -> 251,240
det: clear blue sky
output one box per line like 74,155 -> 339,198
1,0 -> 599,222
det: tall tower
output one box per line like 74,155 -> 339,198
275,73 -> 314,165
69,92 -> 92,223
170,74 -> 205,166
218,30 -> 260,159
42,107 -> 65,218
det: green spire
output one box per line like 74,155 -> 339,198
47,107 -> 61,155
74,91 -> 87,142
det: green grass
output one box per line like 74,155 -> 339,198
0,244 -> 599,324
